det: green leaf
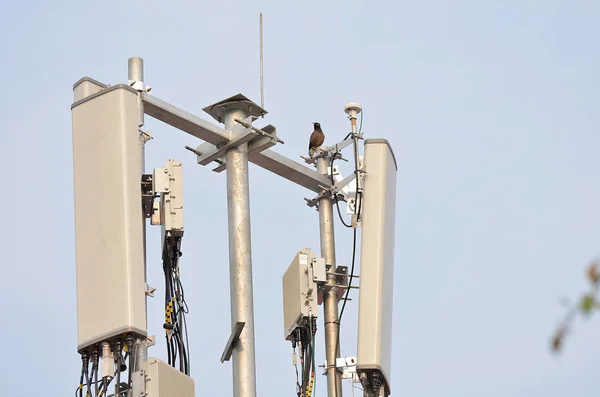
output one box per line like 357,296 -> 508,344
580,294 -> 596,316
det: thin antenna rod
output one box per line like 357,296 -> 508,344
259,12 -> 264,110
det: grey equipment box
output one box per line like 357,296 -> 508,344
134,357 -> 195,397
282,248 -> 325,340
71,82 -> 147,351
356,139 -> 398,394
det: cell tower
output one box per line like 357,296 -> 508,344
70,55 -> 396,397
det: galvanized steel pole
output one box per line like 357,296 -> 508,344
316,156 -> 343,397
224,108 -> 258,397
128,56 -> 149,370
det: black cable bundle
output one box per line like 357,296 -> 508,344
300,328 -> 311,395
77,354 -> 86,397
77,347 -> 120,397
292,316 -> 317,397
162,234 -> 190,376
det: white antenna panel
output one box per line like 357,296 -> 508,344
356,139 -> 398,395
71,83 -> 147,351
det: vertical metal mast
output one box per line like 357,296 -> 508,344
224,107 -> 258,397
128,56 -> 149,370
259,12 -> 264,110
316,157 -> 343,397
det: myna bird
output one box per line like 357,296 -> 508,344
309,122 -> 325,156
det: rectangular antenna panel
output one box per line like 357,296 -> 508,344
71,83 -> 147,351
72,77 -> 106,102
356,139 -> 398,390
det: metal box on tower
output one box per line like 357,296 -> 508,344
132,358 -> 195,397
282,248 -> 326,340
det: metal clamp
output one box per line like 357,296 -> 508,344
187,115 -> 283,173
128,80 -> 152,93
336,356 -> 359,382
318,265 -> 349,304
193,115 -> 257,166
211,123 -> 279,173
304,171 -> 359,208
141,174 -> 155,218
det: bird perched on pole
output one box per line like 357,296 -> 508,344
309,122 -> 325,156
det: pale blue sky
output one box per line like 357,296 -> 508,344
1,0 -> 599,396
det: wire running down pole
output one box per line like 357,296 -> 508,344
316,156 -> 343,397
223,107 -> 258,397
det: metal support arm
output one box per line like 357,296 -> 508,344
142,93 -> 230,146
139,91 -> 332,193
